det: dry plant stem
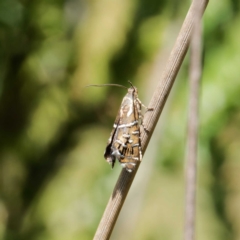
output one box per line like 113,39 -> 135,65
184,2 -> 202,240
94,0 -> 208,239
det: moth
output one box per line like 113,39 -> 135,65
86,82 -> 150,172
103,82 -> 150,172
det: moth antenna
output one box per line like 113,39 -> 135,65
128,81 -> 134,89
85,84 -> 127,89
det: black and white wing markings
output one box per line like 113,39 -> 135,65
104,85 -> 143,172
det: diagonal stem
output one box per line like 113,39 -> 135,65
94,0 -> 209,239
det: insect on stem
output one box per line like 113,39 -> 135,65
86,81 -> 149,172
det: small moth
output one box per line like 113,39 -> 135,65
104,82 -> 149,172
86,82 -> 150,172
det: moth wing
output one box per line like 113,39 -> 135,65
104,86 -> 143,172
118,123 -> 142,172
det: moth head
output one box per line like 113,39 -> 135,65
128,81 -> 138,95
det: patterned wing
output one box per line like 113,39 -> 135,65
104,86 -> 142,172
104,110 -> 121,168
111,97 -> 142,172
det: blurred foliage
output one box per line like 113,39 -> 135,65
0,0 -> 240,240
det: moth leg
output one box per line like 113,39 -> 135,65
137,106 -> 150,132
136,97 -> 154,111
135,98 -> 153,132
140,123 -> 150,133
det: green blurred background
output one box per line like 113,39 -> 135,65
0,0 -> 240,239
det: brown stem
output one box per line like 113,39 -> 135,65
94,0 -> 209,239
